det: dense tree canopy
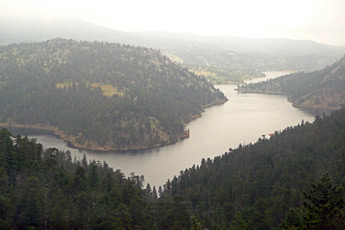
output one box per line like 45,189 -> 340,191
0,128 -> 156,229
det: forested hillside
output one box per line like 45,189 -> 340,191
159,108 -> 345,229
2,109 -> 345,229
0,39 -> 226,151
238,56 -> 345,111
0,128 -> 158,229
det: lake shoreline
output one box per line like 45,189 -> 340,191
0,122 -> 187,153
0,99 -> 228,153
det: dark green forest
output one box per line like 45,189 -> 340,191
238,56 -> 345,111
1,108 -> 345,229
159,108 -> 345,229
0,39 -> 226,151
0,128 -> 158,229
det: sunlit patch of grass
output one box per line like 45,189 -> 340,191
90,83 -> 125,97
56,82 -> 74,89
56,82 -> 125,97
190,68 -> 218,78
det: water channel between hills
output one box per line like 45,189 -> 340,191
15,71 -> 315,187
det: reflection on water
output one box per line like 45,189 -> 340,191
8,72 -> 315,187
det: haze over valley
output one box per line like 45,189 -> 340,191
1,0 -> 345,229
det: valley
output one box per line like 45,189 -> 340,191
1,11 -> 345,228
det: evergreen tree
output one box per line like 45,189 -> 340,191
229,213 -> 247,230
88,160 -> 100,191
190,215 -> 203,230
113,203 -> 133,230
0,167 -> 12,229
18,176 -> 45,229
302,173 -> 345,229
48,188 -> 68,230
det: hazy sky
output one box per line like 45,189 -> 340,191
2,0 -> 345,45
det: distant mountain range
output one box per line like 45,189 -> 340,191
1,18 -> 344,83
1,18 -> 344,56
238,56 -> 345,112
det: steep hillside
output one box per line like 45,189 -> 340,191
0,39 -> 227,151
158,108 -> 345,229
238,56 -> 345,111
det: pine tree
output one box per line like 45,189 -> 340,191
0,167 -> 13,229
48,189 -> 68,230
302,173 -> 345,229
113,203 -> 133,230
190,215 -> 203,230
88,160 -> 100,191
18,176 -> 45,229
229,213 -> 247,230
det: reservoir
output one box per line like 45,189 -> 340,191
11,71 -> 315,187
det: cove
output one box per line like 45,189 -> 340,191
9,71 -> 315,187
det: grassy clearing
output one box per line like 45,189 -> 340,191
90,83 -> 125,97
56,82 -> 74,89
190,68 -> 218,78
56,82 -> 125,97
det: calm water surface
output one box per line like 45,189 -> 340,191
19,72 -> 314,187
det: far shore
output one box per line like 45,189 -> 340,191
0,122 -> 184,152
0,98 -> 228,152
